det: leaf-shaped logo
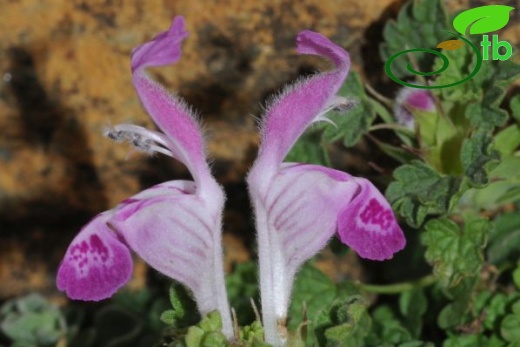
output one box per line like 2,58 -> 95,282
437,40 -> 464,50
453,5 -> 514,35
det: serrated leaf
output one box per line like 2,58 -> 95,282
313,296 -> 370,347
160,285 -> 199,329
322,71 -> 376,147
452,5 -> 514,35
421,218 -> 489,287
381,0 -> 449,79
461,129 -> 500,187
365,305 -> 412,346
465,86 -> 508,130
185,311 -> 228,347
386,161 -> 464,228
288,264 -> 338,340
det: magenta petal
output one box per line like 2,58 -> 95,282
130,17 -> 210,188
131,16 -> 188,71
254,30 -> 350,173
57,213 -> 133,301
296,30 -> 349,67
337,178 -> 406,260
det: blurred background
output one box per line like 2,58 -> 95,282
0,0 -> 519,339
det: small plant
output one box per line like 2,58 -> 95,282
45,0 -> 520,346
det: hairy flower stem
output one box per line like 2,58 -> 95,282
211,230 -> 233,337
254,204 -> 289,346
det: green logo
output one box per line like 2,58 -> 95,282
385,5 -> 515,89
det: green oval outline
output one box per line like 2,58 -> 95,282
384,31 -> 482,89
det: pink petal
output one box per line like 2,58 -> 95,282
254,30 -> 350,174
131,16 -> 188,71
337,178 -> 406,260
131,17 -> 211,190
109,185 -> 229,320
56,212 -> 133,301
264,163 -> 358,276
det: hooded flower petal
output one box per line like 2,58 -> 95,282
57,16 -> 232,338
130,16 -> 213,192
57,212 -> 132,301
251,30 -> 351,188
248,30 -> 405,346
131,16 -> 188,71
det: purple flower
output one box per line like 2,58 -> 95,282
394,87 -> 436,128
56,16 -> 233,337
247,30 -> 406,345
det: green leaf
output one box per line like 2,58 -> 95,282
461,129 -> 500,187
494,124 -> 520,157
381,0 -> 449,79
487,212 -> 520,265
511,94 -> 520,123
285,130 -> 330,166
239,321 -> 267,346
421,218 -> 489,287
322,70 -> 376,147
437,276 -> 479,329
365,305 -> 411,346
465,85 -> 509,131
399,288 -> 427,338
501,301 -> 520,343
288,264 -> 337,331
398,342 -> 435,347
160,285 -> 200,329
185,311 -> 228,347
386,161 -> 464,228
313,296 -> 371,347
452,5 -> 514,35
514,262 -> 520,290
442,334 -> 502,347
432,39 -> 482,104
0,294 -> 66,346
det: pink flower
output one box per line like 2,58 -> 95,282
247,30 -> 406,345
394,87 -> 436,128
56,16 -> 233,337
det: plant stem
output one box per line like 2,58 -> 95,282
355,274 -> 436,294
